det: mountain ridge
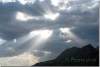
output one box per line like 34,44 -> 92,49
33,44 -> 99,66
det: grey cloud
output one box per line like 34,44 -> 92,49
0,33 -> 37,57
0,0 -> 99,62
0,2 -> 45,40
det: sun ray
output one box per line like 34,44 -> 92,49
30,29 -> 53,40
59,27 -> 86,46
29,29 -> 53,49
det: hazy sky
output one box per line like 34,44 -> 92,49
0,0 -> 99,66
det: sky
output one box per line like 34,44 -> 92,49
0,0 -> 99,66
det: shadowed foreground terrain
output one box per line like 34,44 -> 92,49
33,44 -> 99,66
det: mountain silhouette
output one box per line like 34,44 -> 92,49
33,44 -> 99,66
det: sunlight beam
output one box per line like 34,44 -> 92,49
29,30 -> 53,39
29,29 -> 53,49
59,27 -> 85,46
39,30 -> 53,39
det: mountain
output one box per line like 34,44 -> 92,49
33,44 -> 99,66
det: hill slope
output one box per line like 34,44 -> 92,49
34,44 -> 99,66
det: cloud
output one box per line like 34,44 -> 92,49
0,38 -> 6,45
0,0 -> 99,66
54,0 -> 99,46
32,50 -> 51,57
0,52 -> 38,66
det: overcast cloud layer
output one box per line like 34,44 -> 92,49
0,0 -> 99,66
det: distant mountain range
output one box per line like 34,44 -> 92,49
33,44 -> 99,66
